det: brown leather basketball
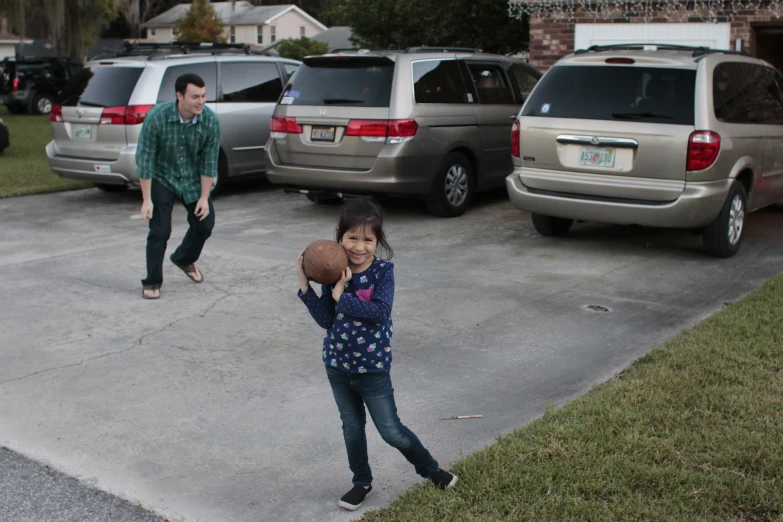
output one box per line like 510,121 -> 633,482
302,240 -> 348,285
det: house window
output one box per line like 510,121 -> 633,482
150,28 -> 156,36
271,26 -> 276,43
230,26 -> 235,44
257,25 -> 263,44
300,26 -> 306,37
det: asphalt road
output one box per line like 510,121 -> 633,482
1,182 -> 781,522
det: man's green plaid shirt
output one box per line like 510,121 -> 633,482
136,101 -> 220,204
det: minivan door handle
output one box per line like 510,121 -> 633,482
556,135 -> 639,149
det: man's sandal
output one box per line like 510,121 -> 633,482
142,285 -> 160,299
170,257 -> 204,283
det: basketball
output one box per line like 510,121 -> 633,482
302,240 -> 348,285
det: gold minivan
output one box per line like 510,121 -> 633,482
265,48 -> 541,217
506,44 -> 783,257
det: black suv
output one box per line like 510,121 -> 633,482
1,57 -> 83,115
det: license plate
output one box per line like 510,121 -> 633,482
579,146 -> 615,167
311,126 -> 335,142
73,123 -> 92,140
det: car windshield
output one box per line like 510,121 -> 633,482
57,66 -> 143,107
522,65 -> 697,125
282,57 -> 394,107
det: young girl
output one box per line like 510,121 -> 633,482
296,198 -> 457,511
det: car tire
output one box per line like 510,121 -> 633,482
703,181 -> 746,258
94,183 -> 128,192
426,151 -> 474,217
210,152 -> 229,198
32,93 -> 54,116
306,192 -> 343,204
531,213 -> 574,237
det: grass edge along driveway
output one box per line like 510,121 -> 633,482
0,106 -> 90,198
364,274 -> 783,522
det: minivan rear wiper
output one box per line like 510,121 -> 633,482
612,112 -> 673,120
77,101 -> 106,108
322,98 -> 364,104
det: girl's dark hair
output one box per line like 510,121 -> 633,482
336,198 -> 394,260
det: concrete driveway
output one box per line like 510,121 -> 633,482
1,183 -> 781,522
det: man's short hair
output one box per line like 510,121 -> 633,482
175,73 -> 206,96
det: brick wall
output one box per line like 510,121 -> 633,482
527,2 -> 783,70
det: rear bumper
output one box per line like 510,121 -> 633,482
505,168 -> 732,229
264,138 -> 433,196
2,91 -> 29,108
46,141 -> 139,186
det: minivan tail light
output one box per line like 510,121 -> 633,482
50,104 -> 63,122
11,77 -> 19,91
345,119 -> 418,143
125,105 -> 154,125
687,131 -> 721,171
270,116 -> 303,134
100,106 -> 127,125
511,120 -> 520,157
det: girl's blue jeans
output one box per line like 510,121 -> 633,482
326,366 -> 439,486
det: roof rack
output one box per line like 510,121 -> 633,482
574,43 -> 749,57
91,41 -> 276,60
403,46 -> 482,53
328,47 -> 399,54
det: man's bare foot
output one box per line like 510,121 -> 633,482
142,285 -> 160,299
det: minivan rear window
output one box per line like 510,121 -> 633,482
522,65 -> 696,125
282,58 -> 394,107
58,66 -> 143,107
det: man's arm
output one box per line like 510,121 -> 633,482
136,113 -> 158,221
194,116 -> 220,221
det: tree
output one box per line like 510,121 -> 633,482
175,0 -> 226,43
336,0 -> 529,55
275,36 -> 328,61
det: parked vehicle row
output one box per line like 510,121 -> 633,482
264,47 -> 541,217
506,44 -> 783,257
43,42 -> 783,257
0,56 -> 82,115
45,42 -> 299,195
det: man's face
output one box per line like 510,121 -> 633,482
176,83 -> 207,116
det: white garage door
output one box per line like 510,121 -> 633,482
574,23 -> 731,50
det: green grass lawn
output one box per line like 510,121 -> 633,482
0,105 -> 90,198
364,275 -> 783,521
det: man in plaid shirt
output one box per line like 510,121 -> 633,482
136,73 -> 220,299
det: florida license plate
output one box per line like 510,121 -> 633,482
579,146 -> 615,167
311,126 -> 335,142
73,123 -> 92,140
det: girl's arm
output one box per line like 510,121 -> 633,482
299,285 -> 336,329
297,251 -> 335,329
335,265 -> 394,323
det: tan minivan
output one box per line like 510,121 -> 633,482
265,48 -> 541,216
506,44 -> 783,257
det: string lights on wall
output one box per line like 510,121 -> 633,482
508,0 -> 782,22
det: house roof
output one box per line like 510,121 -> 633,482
142,2 -> 327,31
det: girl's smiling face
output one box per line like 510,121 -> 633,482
339,226 -> 377,272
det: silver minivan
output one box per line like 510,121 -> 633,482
506,44 -> 783,257
265,48 -> 541,216
46,43 -> 300,195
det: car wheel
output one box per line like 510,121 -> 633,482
531,213 -> 574,237
210,152 -> 229,198
32,93 -> 54,115
426,151 -> 474,217
94,183 -> 128,192
703,181 -> 746,258
306,192 -> 343,204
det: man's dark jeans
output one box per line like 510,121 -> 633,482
325,367 -> 439,486
142,179 -> 214,287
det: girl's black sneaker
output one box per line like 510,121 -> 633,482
429,469 -> 458,489
338,484 -> 372,511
